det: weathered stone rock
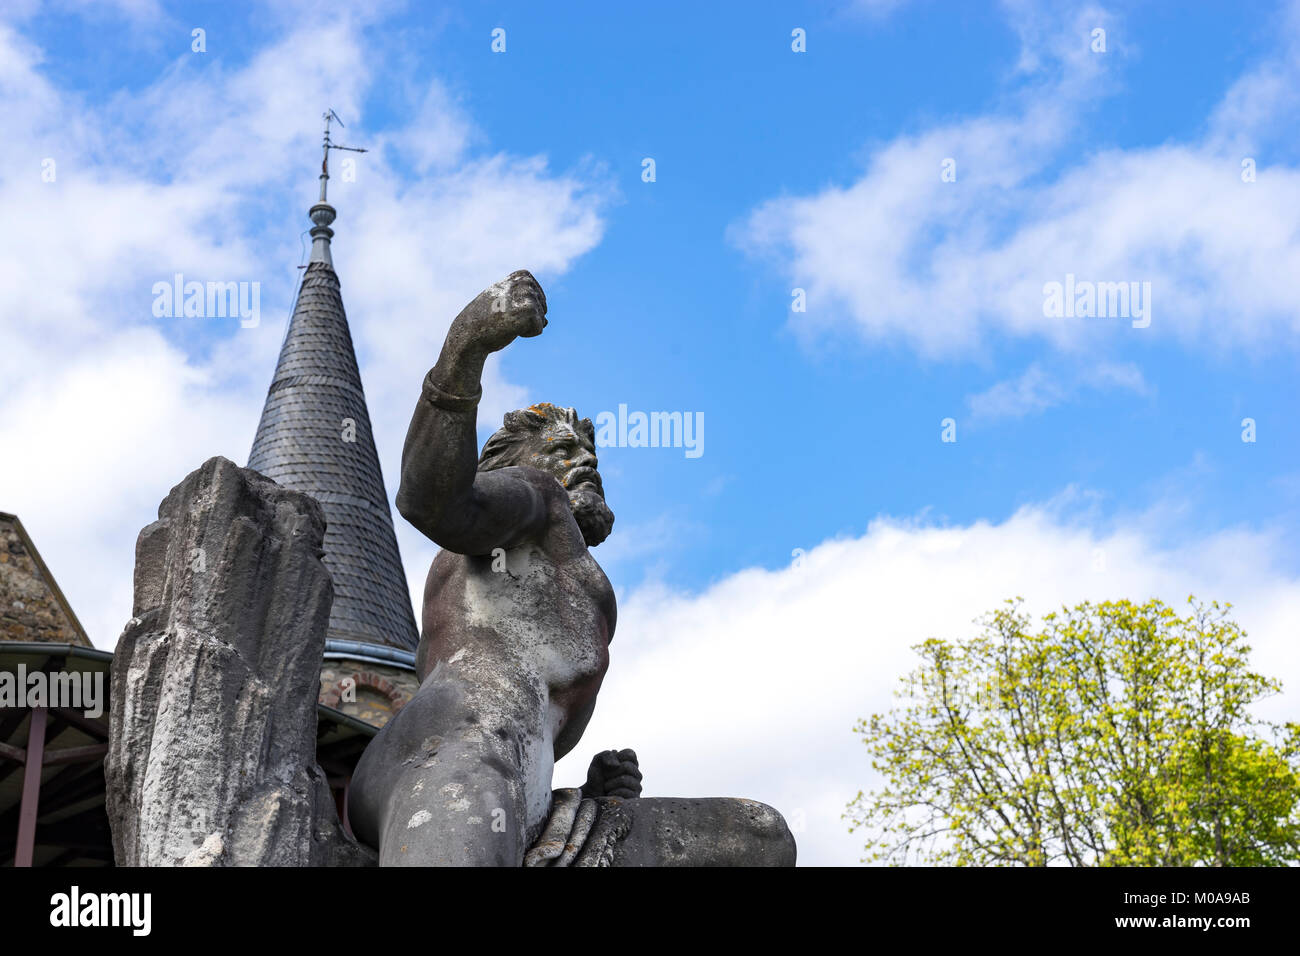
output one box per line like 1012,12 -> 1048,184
523,788 -> 796,867
105,456 -> 373,866
594,797 -> 796,867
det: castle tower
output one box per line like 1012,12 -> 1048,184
248,116 -> 420,729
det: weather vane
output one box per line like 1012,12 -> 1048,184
305,110 -> 368,268
318,108 -> 367,204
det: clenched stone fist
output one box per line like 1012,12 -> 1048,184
582,748 -> 642,799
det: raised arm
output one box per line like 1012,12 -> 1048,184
395,270 -> 549,555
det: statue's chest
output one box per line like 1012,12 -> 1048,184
459,546 -> 614,646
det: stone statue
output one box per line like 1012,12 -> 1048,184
350,271 -> 795,866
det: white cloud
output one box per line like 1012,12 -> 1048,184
1206,1 -> 1300,155
558,503 -> 1300,866
967,359 -> 1148,420
387,80 -> 475,173
733,1 -> 1300,358
0,15 -> 612,647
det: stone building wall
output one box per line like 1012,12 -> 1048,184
319,658 -> 420,728
0,512 -> 90,646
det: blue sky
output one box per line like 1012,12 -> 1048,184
2,0 -> 1299,864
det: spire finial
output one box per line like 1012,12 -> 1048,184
309,109 -> 368,266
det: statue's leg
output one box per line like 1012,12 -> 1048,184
349,676 -> 529,866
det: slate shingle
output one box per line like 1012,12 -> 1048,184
248,261 -> 419,651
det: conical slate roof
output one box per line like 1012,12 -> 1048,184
248,207 -> 418,652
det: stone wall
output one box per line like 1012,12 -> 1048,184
0,512 -> 89,646
319,659 -> 420,728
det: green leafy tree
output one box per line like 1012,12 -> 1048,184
847,597 -> 1300,866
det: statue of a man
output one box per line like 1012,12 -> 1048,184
349,270 -> 638,865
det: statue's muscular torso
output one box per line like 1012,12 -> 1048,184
418,464 -> 616,769
352,466 -> 616,853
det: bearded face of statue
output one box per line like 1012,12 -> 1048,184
477,404 -> 615,547
524,422 -> 614,547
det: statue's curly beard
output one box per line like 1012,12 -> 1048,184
568,483 -> 614,547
